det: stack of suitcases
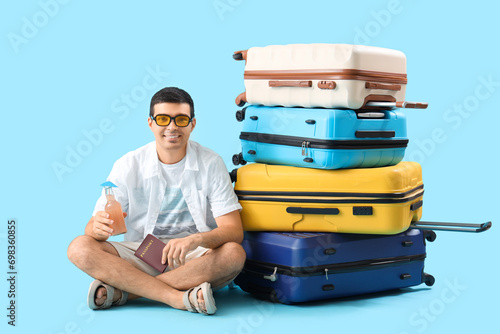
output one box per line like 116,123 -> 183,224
229,44 -> 491,304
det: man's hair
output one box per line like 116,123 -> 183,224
149,87 -> 195,118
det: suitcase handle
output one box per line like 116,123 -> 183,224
409,221 -> 492,233
286,207 -> 340,215
269,80 -> 313,88
396,101 -> 428,109
356,111 -> 386,119
233,50 -> 248,61
365,82 -> 402,91
365,101 -> 429,109
229,169 -> 238,183
235,92 -> 247,107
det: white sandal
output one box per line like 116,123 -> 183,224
182,282 -> 217,315
87,280 -> 128,310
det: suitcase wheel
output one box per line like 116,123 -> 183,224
235,109 -> 245,122
232,153 -> 247,166
424,230 -> 437,242
423,273 -> 435,287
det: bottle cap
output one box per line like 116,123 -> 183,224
100,181 -> 117,188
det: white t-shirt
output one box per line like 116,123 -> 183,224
153,157 -> 197,238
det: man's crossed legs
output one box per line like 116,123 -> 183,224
67,235 -> 246,314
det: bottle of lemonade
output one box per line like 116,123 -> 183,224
101,181 -> 127,236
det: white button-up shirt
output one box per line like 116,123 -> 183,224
93,140 -> 242,242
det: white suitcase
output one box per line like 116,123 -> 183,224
233,44 -> 427,110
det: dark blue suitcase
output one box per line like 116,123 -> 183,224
232,105 -> 408,169
234,230 -> 436,304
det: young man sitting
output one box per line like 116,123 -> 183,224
67,87 -> 246,315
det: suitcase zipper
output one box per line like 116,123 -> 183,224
236,184 -> 424,205
236,191 -> 423,204
244,254 -> 426,279
240,132 -> 408,150
244,69 -> 408,84
301,141 -> 310,156
236,184 -> 423,199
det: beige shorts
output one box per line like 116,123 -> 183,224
108,239 -> 234,291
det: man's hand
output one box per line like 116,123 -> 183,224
161,234 -> 203,268
90,211 -> 127,240
159,211 -> 243,269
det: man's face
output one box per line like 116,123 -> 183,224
148,102 -> 196,155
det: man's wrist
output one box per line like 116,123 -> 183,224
87,230 -> 108,242
191,233 -> 203,247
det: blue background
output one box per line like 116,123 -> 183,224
1,0 -> 498,333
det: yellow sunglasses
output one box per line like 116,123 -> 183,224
150,114 -> 192,127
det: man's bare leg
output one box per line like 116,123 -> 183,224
67,235 -> 246,310
67,235 -> 186,310
156,241 -> 246,290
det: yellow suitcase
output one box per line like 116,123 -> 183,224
231,162 -> 423,234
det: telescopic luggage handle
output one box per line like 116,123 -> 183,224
365,101 -> 429,109
409,221 -> 492,233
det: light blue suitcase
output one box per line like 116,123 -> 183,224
232,105 -> 408,169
